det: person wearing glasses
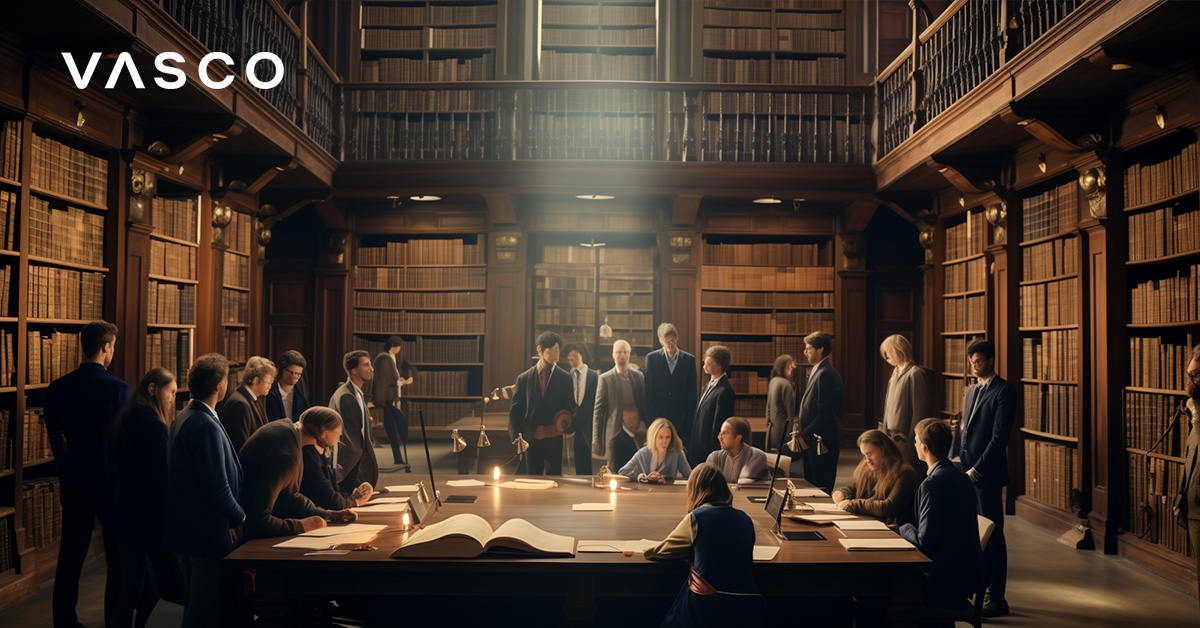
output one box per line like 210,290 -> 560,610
1174,345 -> 1200,606
266,350 -> 310,422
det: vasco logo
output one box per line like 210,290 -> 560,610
62,52 -> 285,90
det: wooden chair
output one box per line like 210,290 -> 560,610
766,453 -> 791,478
916,514 -> 997,628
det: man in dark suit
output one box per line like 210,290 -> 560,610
900,418 -> 982,610
953,339 -> 1016,617
565,343 -> 599,475
44,321 -> 129,628
687,345 -> 735,467
330,350 -> 378,493
508,331 -> 577,475
1177,345 -> 1200,605
795,331 -> 844,494
265,350 -> 309,422
645,322 -> 698,448
372,336 -> 413,472
218,355 -> 276,454
164,353 -> 244,628
593,340 -> 649,470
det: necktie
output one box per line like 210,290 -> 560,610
539,367 -> 548,394
574,369 -> 583,405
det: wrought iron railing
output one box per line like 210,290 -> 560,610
305,43 -> 340,159
243,0 -> 299,123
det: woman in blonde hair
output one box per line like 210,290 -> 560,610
879,333 -> 932,475
618,417 -> 691,482
645,463 -> 761,627
832,429 -> 918,526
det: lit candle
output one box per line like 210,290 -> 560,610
401,512 -> 411,529
493,466 -> 501,481
609,479 -> 617,490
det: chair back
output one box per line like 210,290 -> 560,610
972,515 -> 998,625
767,453 -> 792,478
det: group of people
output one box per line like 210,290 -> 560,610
42,322 -> 422,628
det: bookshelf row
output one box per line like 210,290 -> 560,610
0,120 -> 20,181
1022,236 -> 1078,281
352,311 -> 485,335
543,29 -> 656,47
703,6 -> 845,28
30,134 -> 108,207
16,407 -> 50,463
944,211 -> 986,261
702,337 -> 811,366
0,190 -> 15,250
1129,336 -> 1193,391
1021,180 -> 1079,242
1123,141 -> 1198,207
145,329 -> 192,382
21,477 -> 62,552
1021,383 -> 1078,438
700,290 -> 832,309
944,257 -> 986,294
148,281 -> 196,326
27,267 -> 104,320
1023,439 -> 1076,511
700,310 -> 834,335
700,265 -> 834,291
152,240 -> 198,282
702,241 -> 831,266
222,328 -> 248,364
360,3 -> 498,27
1021,329 -> 1079,382
1127,453 -> 1190,556
360,53 -> 496,83
702,56 -> 845,85
26,331 -> 81,385
0,330 -> 12,387
942,336 -> 983,377
150,196 -> 199,244
407,370 -> 470,398
733,397 -> 767,419
1128,263 -> 1199,324
351,336 -> 483,364
703,27 -> 844,53
543,3 -> 654,27
356,237 -> 485,266
354,266 -> 488,290
354,290 -> 487,310
361,27 -> 497,51
221,290 -> 249,326
540,51 -> 655,81
942,294 -> 985,333
28,199 -> 105,267
1018,277 -> 1078,328
1127,202 -> 1198,263
1123,390 -> 1190,454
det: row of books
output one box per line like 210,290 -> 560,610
727,370 -> 771,395
703,337 -> 809,364
543,28 -> 656,47
703,6 -> 845,28
30,134 -> 108,207
27,266 -> 104,320
703,56 -> 845,84
222,328 -> 248,364
1123,142 -> 1198,207
1020,329 -> 1079,382
540,51 -> 655,81
0,330 -> 13,387
355,267 -> 487,290
528,114 -> 655,160
27,331 -> 80,385
1024,439 -> 1076,511
0,512 -> 11,574
702,290 -> 833,309
223,252 -> 249,288
1127,203 -> 1198,262
1021,181 -> 1079,242
22,407 -> 51,462
407,370 -> 470,397
703,28 -> 844,53
699,115 -> 861,164
349,88 -> 499,113
733,398 -> 767,421
148,281 -> 196,326
943,336 -> 984,375
536,275 -> 596,291
356,238 -> 486,266
702,241 -> 831,267
944,257 -> 986,294
221,289 -> 248,325
352,336 -> 482,364
226,212 -> 254,255
1123,391 -> 1190,456
604,313 -> 653,329
0,190 -> 15,250
22,477 -> 62,551
146,329 -> 192,380
942,294 -> 986,333
1019,277 -> 1079,327
705,0 -> 845,10
536,308 -> 595,326
943,378 -> 967,415
701,265 -> 834,291
701,310 -> 834,334
1022,383 -> 1078,437
601,293 -> 653,310
354,290 -> 487,310
945,211 -> 987,261
151,196 -> 199,244
360,3 -> 497,27
28,199 -> 105,268
359,54 -> 497,83
150,240 -> 197,281
1127,453 -> 1188,554
350,111 -> 499,160
1022,235 -> 1078,281
0,265 -> 9,316
0,119 -> 20,181
545,246 -> 654,266
1129,336 -> 1193,391
361,27 -> 497,50
409,400 -> 475,426
0,410 -> 9,471
598,278 -> 652,292
601,331 -> 654,348
544,3 -> 655,26
1128,264 -> 1200,324
535,290 -> 595,309
353,310 -> 485,334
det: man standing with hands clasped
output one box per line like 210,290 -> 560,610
793,331 -> 844,494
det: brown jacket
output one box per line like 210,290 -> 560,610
836,463 -> 919,527
219,385 -> 269,454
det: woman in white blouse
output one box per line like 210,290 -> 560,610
618,418 -> 692,482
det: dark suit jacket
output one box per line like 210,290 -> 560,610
956,374 -> 1017,486
238,419 -> 328,539
300,444 -> 353,510
899,460 -> 983,607
798,358 -> 844,449
330,380 -> 378,487
371,351 -> 415,406
44,362 -> 130,501
164,400 -> 245,559
508,362 -> 577,443
111,404 -> 169,549
592,367 -> 649,465
687,376 -> 735,467
219,385 -> 270,454
568,367 -> 599,444
644,348 -> 698,443
1180,399 -> 1200,521
265,378 -> 309,422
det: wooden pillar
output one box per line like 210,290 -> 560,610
837,232 -> 871,437
985,192 -> 1020,514
313,233 -> 349,403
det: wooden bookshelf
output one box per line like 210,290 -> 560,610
701,0 -> 846,85
221,211 -> 254,386
936,208 -> 988,418
146,187 -> 199,408
539,0 -> 657,81
358,0 -> 498,83
352,234 -> 487,425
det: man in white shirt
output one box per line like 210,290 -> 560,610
329,350 -> 377,492
565,344 -> 598,475
706,417 -> 768,484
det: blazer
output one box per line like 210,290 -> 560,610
644,348 -> 698,443
955,374 -> 1017,486
617,447 -> 691,482
765,376 -> 796,450
592,367 -> 650,463
371,351 -> 415,407
164,400 -> 245,559
567,367 -> 599,443
507,362 -> 577,443
238,419 -> 328,539
300,444 -> 353,510
687,376 -> 735,467
219,385 -> 270,454
110,404 -> 170,549
899,460 -> 983,607
1176,399 -> 1199,520
881,364 -> 933,469
797,358 -> 844,449
44,362 -> 130,501
330,380 -> 378,487
265,378 -> 309,423
835,463 -> 919,527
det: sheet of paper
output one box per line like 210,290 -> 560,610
787,513 -> 856,523
384,485 -> 419,492
572,503 -> 614,511
446,479 -> 486,487
558,477 -> 590,484
273,537 -> 337,550
753,546 -> 781,561
834,519 -> 890,531
577,539 -> 658,553
304,550 -> 352,556
366,496 -> 410,504
838,538 -> 915,551
498,480 -> 557,490
298,523 -> 388,537
351,503 -> 410,513
805,502 -> 845,513
792,488 -> 829,497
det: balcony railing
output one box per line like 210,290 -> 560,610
305,42 -> 341,159
875,0 -> 1092,159
344,83 -> 871,164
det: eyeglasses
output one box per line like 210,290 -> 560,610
285,368 -> 303,377
1188,370 -> 1200,382
968,358 -> 990,367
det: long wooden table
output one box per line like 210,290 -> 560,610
226,476 -> 930,626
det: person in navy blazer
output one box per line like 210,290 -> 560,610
687,345 -> 735,467
795,331 -> 844,494
164,353 -> 245,628
953,339 -> 1016,617
900,418 -> 982,610
565,344 -> 599,475
645,323 -> 698,448
265,350 -> 310,422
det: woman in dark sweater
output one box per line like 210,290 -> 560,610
298,406 -> 373,510
109,367 -> 183,628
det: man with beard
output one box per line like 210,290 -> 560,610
1175,345 -> 1200,606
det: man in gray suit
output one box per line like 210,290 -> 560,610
372,336 -> 413,472
330,350 -> 377,493
1175,345 -> 1200,605
593,340 -> 649,470
795,331 -> 844,494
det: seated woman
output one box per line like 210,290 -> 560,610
644,463 -> 762,628
832,429 -> 918,527
297,407 -> 372,510
618,417 -> 691,482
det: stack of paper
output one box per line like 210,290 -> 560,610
498,479 -> 558,490
446,479 -> 487,487
273,523 -> 388,551
833,519 -> 890,531
838,538 -> 915,551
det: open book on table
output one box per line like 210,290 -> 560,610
391,513 -> 577,559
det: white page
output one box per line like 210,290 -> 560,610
384,485 -> 419,492
498,480 -> 557,490
792,488 -> 829,497
446,479 -> 486,487
298,523 -> 388,537
805,502 -> 845,513
834,519 -> 890,531
273,537 -> 337,550
838,538 -> 915,551
753,546 -> 781,561
788,513 -> 856,522
572,503 -> 614,511
351,503 -> 410,513
578,539 -> 658,553
365,496 -> 410,504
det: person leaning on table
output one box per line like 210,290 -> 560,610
831,429 -> 918,527
618,417 -> 692,482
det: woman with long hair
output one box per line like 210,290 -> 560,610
617,417 -> 691,482
109,367 -> 184,628
879,334 -> 933,475
766,354 -> 796,451
831,429 -> 918,527
645,463 -> 761,627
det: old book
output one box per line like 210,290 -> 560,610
391,513 -> 576,558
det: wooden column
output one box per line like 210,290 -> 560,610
837,232 -> 871,437
313,233 -> 349,402
485,230 -> 527,393
985,193 -> 1020,514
